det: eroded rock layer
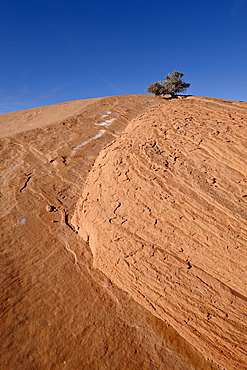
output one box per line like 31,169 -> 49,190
4,95 -> 209,370
72,97 -> 247,370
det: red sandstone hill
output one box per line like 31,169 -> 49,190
1,95 -> 221,370
72,96 -> 247,370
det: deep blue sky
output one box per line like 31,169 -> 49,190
1,0 -> 246,113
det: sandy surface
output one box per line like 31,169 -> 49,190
73,96 -> 247,370
0,95 -> 219,370
0,98 -> 98,138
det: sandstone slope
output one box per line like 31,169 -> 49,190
1,95 -> 218,369
72,96 -> 247,370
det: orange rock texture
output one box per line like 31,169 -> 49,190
72,96 -> 247,370
2,95 -> 220,369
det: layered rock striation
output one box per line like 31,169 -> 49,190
72,97 -> 247,370
3,95 -> 205,370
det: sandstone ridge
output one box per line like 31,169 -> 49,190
4,95 -> 211,370
72,96 -> 247,370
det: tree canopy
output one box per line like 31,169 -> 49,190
147,71 -> 190,97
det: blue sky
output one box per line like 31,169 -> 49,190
0,0 -> 246,113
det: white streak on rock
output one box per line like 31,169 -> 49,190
95,111 -> 116,127
71,129 -> 106,156
95,118 -> 116,127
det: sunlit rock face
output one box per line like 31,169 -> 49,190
4,95 -> 199,370
72,97 -> 247,370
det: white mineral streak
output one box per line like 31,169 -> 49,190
71,129 -> 106,156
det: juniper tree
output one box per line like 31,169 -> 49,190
147,71 -> 190,97
147,82 -> 165,96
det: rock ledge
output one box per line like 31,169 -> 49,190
72,97 -> 247,370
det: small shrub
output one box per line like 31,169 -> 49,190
147,70 -> 190,97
